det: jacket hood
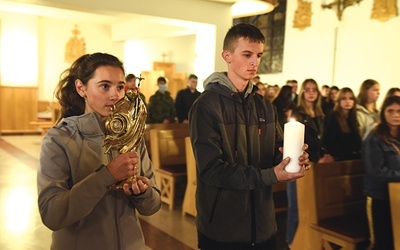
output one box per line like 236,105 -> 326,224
356,104 -> 369,114
203,72 -> 255,98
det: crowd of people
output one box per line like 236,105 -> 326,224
124,73 -> 201,125
253,78 -> 399,164
254,77 -> 400,250
37,23 -> 399,250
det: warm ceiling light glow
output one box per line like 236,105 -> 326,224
231,0 -> 275,18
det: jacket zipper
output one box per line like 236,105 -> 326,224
243,97 -> 257,244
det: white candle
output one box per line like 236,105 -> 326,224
283,119 -> 305,173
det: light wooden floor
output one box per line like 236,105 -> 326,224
0,135 -> 197,250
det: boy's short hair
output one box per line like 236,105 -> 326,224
125,74 -> 136,81
157,76 -> 167,84
223,23 -> 265,52
188,74 -> 198,80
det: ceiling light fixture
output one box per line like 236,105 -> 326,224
231,0 -> 277,18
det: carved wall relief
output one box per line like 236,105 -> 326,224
293,0 -> 312,30
65,25 -> 86,64
371,0 -> 398,22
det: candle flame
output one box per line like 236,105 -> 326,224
289,118 -> 297,122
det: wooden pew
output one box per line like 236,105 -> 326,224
29,121 -> 54,136
292,160 -> 369,250
144,123 -> 188,157
389,182 -> 400,250
182,136 -> 197,217
150,128 -> 189,210
180,136 -> 287,217
30,104 -> 61,136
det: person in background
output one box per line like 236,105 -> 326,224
288,78 -> 328,248
356,79 -> 380,140
125,73 -> 146,105
37,53 -> 161,250
147,76 -> 176,123
363,95 -> 400,250
320,84 -> 330,104
265,85 -> 277,103
272,84 -> 280,98
322,85 -> 339,116
286,79 -> 298,104
189,23 -> 310,250
175,74 -> 201,123
124,73 -> 136,91
255,81 -> 266,97
272,85 -> 297,130
384,87 -> 400,100
294,78 -> 326,162
252,75 -> 261,84
321,87 -> 362,161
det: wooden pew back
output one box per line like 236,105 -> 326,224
150,128 -> 189,169
292,160 -> 369,250
149,128 -> 190,210
144,123 -> 188,156
314,160 -> 365,221
182,136 -> 197,217
389,182 -> 400,250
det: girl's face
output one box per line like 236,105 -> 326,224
384,103 -> 400,128
303,82 -> 319,103
76,65 -> 125,117
339,92 -> 355,111
367,84 -> 380,103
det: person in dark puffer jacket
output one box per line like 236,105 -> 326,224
189,23 -> 311,250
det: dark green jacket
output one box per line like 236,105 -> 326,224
189,72 -> 283,244
147,91 -> 176,123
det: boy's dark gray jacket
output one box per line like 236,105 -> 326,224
189,72 -> 283,244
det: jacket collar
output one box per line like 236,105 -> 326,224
75,112 -> 106,137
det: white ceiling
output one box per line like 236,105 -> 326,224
202,0 -> 236,2
0,0 -> 133,24
0,0 -> 216,40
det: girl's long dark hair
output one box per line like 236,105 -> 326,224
356,79 -> 379,112
333,87 -> 359,134
54,53 -> 125,122
297,78 -> 324,117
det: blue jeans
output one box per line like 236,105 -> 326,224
286,181 -> 298,245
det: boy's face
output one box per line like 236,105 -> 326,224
223,37 -> 264,83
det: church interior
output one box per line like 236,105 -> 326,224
0,0 -> 399,249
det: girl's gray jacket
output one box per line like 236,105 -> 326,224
37,112 -> 161,250
189,72 -> 283,244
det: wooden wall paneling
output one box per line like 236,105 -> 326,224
139,70 -> 164,105
0,86 -> 38,134
170,72 -> 187,100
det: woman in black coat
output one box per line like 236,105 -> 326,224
322,87 -> 362,161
